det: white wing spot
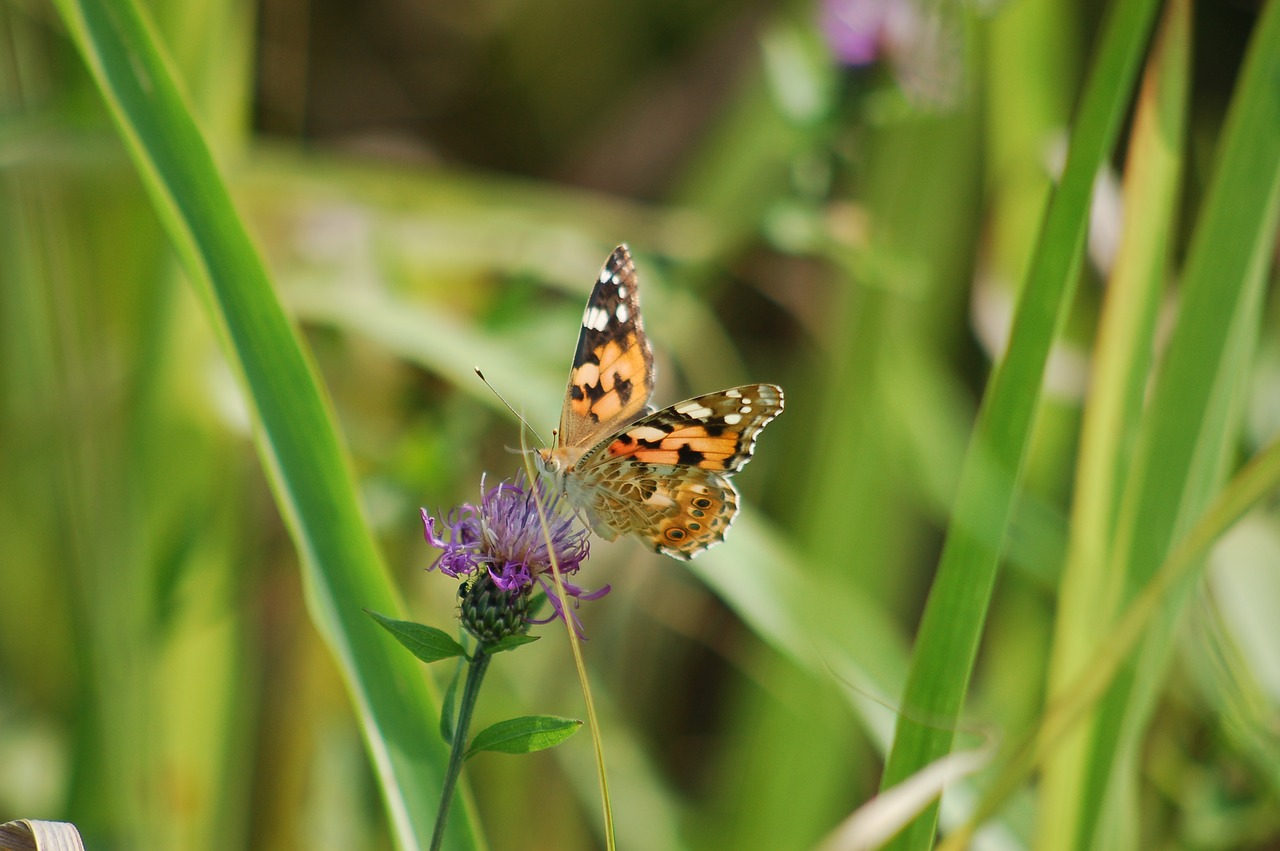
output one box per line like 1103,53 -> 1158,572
739,405 -> 753,414
675,401 -> 714,418
629,426 -> 667,441
617,285 -> 627,299
725,388 -> 742,398
599,269 -> 612,285
616,303 -> 630,323
583,305 -> 611,331
723,413 -> 742,425
644,491 -> 676,508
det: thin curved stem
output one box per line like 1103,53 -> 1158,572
520,448 -> 616,848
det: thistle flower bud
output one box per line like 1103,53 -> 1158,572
459,573 -> 531,644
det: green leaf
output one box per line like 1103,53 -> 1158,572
526,591 -> 550,620
465,716 -> 583,760
486,634 -> 539,654
368,611 -> 467,663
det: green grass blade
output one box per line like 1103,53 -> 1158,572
939,432 -> 1280,851
878,0 -> 1161,846
1072,1 -> 1280,845
1039,0 -> 1191,845
47,1 -> 479,848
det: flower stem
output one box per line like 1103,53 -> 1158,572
430,646 -> 492,851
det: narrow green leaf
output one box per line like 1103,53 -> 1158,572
486,634 -> 539,654
465,716 -> 583,760
1039,0 -> 1191,846
941,436 -> 1280,850
879,0 -> 1162,846
46,0 -> 481,847
368,611 -> 467,664
1074,0 -> 1280,844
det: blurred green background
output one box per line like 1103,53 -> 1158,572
2,0 -> 1278,848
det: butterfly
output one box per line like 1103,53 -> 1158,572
535,245 -> 783,560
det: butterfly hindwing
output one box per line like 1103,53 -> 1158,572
570,462 -> 739,560
559,245 -> 655,448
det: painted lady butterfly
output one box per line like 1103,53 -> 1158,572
536,245 -> 784,559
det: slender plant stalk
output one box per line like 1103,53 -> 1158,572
432,648 -> 492,851
522,452 -> 616,850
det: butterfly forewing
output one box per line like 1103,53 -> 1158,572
558,246 -> 655,448
584,384 -> 784,475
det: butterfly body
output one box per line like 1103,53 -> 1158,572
536,246 -> 783,560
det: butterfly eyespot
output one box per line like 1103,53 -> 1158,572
687,522 -> 701,531
665,528 -> 687,541
692,497 -> 713,509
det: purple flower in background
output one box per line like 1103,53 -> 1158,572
819,0 -> 964,110
423,473 -> 606,635
820,0 -> 898,65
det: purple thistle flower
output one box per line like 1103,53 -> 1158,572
820,0 -> 894,66
819,0 -> 965,110
422,473 -> 607,636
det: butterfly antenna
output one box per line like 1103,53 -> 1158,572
474,367 -> 547,447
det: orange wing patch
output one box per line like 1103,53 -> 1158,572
558,246 -> 655,447
605,425 -> 741,469
568,332 -> 649,425
593,384 -> 784,473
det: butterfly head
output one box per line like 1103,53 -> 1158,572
534,447 -> 562,476
534,427 -> 563,480
533,442 -> 590,496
